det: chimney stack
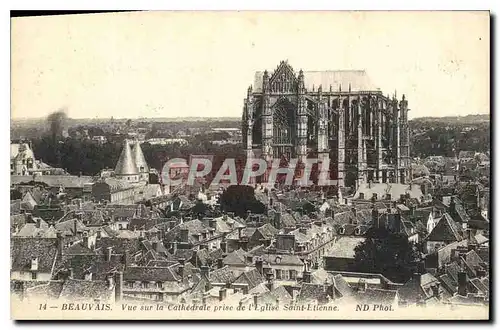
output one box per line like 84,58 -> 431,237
178,263 -> 185,280
458,272 -> 467,296
220,238 -> 227,253
56,231 -> 64,257
200,265 -> 210,279
114,271 -> 123,302
106,247 -> 113,262
265,272 -> 274,291
123,250 -> 130,269
217,258 -> 224,269
106,274 -> 114,290
219,287 -> 227,302
255,257 -> 263,274
180,229 -> 189,243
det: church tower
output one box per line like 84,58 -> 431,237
115,139 -> 139,182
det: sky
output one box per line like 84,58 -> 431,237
11,11 -> 489,120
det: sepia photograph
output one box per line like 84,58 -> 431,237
9,10 -> 490,320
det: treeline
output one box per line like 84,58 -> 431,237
410,121 -> 490,158
31,135 -> 243,176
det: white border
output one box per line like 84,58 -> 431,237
3,1 -> 497,329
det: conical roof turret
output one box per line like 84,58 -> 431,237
115,139 -> 139,175
131,140 -> 149,173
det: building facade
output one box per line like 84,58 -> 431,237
242,61 -> 411,188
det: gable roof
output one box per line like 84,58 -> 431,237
11,237 -> 59,274
253,68 -> 379,93
234,268 -> 265,290
223,249 -> 248,266
325,237 -> 365,259
426,213 -> 463,242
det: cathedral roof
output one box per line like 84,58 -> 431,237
131,140 -> 149,173
115,140 -> 138,176
253,70 -> 379,93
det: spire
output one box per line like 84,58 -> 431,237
348,83 -> 351,93
131,140 -> 149,173
115,139 -> 138,176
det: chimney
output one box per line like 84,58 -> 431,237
431,283 -> 441,299
123,250 -> 130,269
394,213 -> 402,233
82,232 -> 90,249
200,265 -> 210,278
357,280 -> 367,293
220,238 -> 227,253
26,213 -> 33,223
302,269 -> 311,283
217,258 -> 224,269
106,247 -> 113,262
180,229 -> 189,243
242,284 -> 249,295
178,263 -> 185,280
372,207 -> 380,228
238,227 -> 243,240
106,274 -> 114,290
299,226 -> 307,235
72,219 -> 78,235
114,271 -> 123,302
255,258 -> 263,274
409,205 -> 415,217
274,212 -> 281,230
265,272 -> 274,291
359,192 -> 365,200
56,231 -> 64,257
172,241 -> 178,255
351,206 -> 357,217
386,193 -> 392,201
253,293 -> 258,308
208,218 -> 216,229
219,287 -> 227,302
458,272 -> 467,296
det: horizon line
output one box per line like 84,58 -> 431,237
10,113 -> 490,122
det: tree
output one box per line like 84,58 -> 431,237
353,227 -> 419,283
218,185 -> 266,218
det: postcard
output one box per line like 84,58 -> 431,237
10,11 -> 490,320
